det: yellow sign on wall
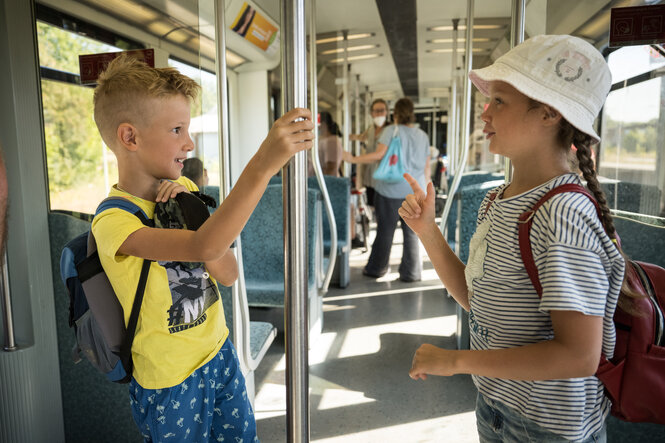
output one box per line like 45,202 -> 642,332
231,3 -> 278,51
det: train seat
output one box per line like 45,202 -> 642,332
48,212 -> 141,441
446,178 -> 505,352
308,176 -> 351,288
445,171 -> 504,253
48,210 -> 277,440
240,184 -> 324,337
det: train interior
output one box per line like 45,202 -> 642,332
1,0 -> 665,441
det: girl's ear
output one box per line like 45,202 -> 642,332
541,106 -> 562,127
117,123 -> 139,152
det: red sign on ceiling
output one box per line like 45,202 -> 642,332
78,49 -> 155,84
610,4 -> 665,47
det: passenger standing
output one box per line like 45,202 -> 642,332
344,97 -> 429,282
402,35 -> 631,442
91,55 -> 313,442
312,111 -> 343,176
182,157 -> 209,188
350,98 -> 389,206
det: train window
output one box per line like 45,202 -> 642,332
598,45 -> 665,218
169,59 -> 221,189
37,20 -> 122,214
38,19 -> 222,213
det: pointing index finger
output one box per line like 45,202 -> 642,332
403,173 -> 424,195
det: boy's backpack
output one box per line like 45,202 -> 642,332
59,198 -> 153,384
516,183 -> 665,423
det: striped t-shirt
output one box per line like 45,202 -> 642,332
465,173 -> 624,441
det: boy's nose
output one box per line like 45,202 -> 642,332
185,133 -> 195,151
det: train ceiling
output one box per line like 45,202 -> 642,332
40,0 -> 659,108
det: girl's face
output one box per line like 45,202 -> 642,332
480,81 -> 543,160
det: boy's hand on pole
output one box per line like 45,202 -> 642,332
258,108 -> 314,175
398,173 -> 436,235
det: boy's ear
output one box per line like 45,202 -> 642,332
117,123 -> 139,152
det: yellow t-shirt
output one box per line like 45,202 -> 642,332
91,176 -> 228,389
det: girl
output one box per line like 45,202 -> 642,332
400,35 -> 627,442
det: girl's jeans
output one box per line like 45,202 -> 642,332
476,393 -> 606,443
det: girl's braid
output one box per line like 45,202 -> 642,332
573,132 -> 616,238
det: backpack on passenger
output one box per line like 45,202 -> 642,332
59,198 -> 153,384
516,183 -> 665,424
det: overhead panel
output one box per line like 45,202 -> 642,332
375,0 -> 418,99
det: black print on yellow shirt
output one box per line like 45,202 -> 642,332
160,261 -> 219,334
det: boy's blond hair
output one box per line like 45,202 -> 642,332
93,54 -> 200,148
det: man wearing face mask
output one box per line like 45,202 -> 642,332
350,98 -> 388,207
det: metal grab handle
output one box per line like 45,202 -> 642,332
2,250 -> 16,351
440,1 -> 475,235
214,0 -> 255,375
309,0 -> 336,293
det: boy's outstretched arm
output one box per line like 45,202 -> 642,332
119,108 -> 314,263
399,173 -> 469,310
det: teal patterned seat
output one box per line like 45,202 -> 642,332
446,171 -> 504,252
48,212 -> 142,442
241,184 -> 323,335
308,176 -> 351,288
445,177 -> 504,352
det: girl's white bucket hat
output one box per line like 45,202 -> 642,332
469,34 -> 612,143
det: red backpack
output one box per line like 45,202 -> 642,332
516,183 -> 665,423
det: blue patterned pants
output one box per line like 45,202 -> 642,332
129,340 -> 258,442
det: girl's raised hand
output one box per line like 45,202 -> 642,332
398,173 -> 436,235
156,180 -> 189,202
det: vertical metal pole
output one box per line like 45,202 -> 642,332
432,97 -> 438,149
440,0 -> 474,235
214,0 -> 255,378
281,0 -> 310,441
505,0 -> 525,182
449,19 -> 459,175
364,85 -> 370,132
354,74 -> 361,156
342,30 -> 350,177
1,251 -> 16,351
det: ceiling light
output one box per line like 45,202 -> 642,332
329,53 -> 381,63
316,33 -> 373,44
428,24 -> 504,31
428,38 -> 490,43
427,48 -> 487,53
108,0 -> 159,23
225,49 -> 246,68
320,44 -> 378,55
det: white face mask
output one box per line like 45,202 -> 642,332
373,115 -> 386,127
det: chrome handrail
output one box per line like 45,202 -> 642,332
309,0 -> 336,292
1,250 -> 16,351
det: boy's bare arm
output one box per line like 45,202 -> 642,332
205,249 -> 238,286
119,108 -> 314,262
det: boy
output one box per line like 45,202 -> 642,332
91,54 -> 313,441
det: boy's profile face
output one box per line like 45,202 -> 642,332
135,94 -> 194,181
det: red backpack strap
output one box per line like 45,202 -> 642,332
482,191 -> 499,217
518,183 -> 601,298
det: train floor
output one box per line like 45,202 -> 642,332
251,223 -> 481,442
